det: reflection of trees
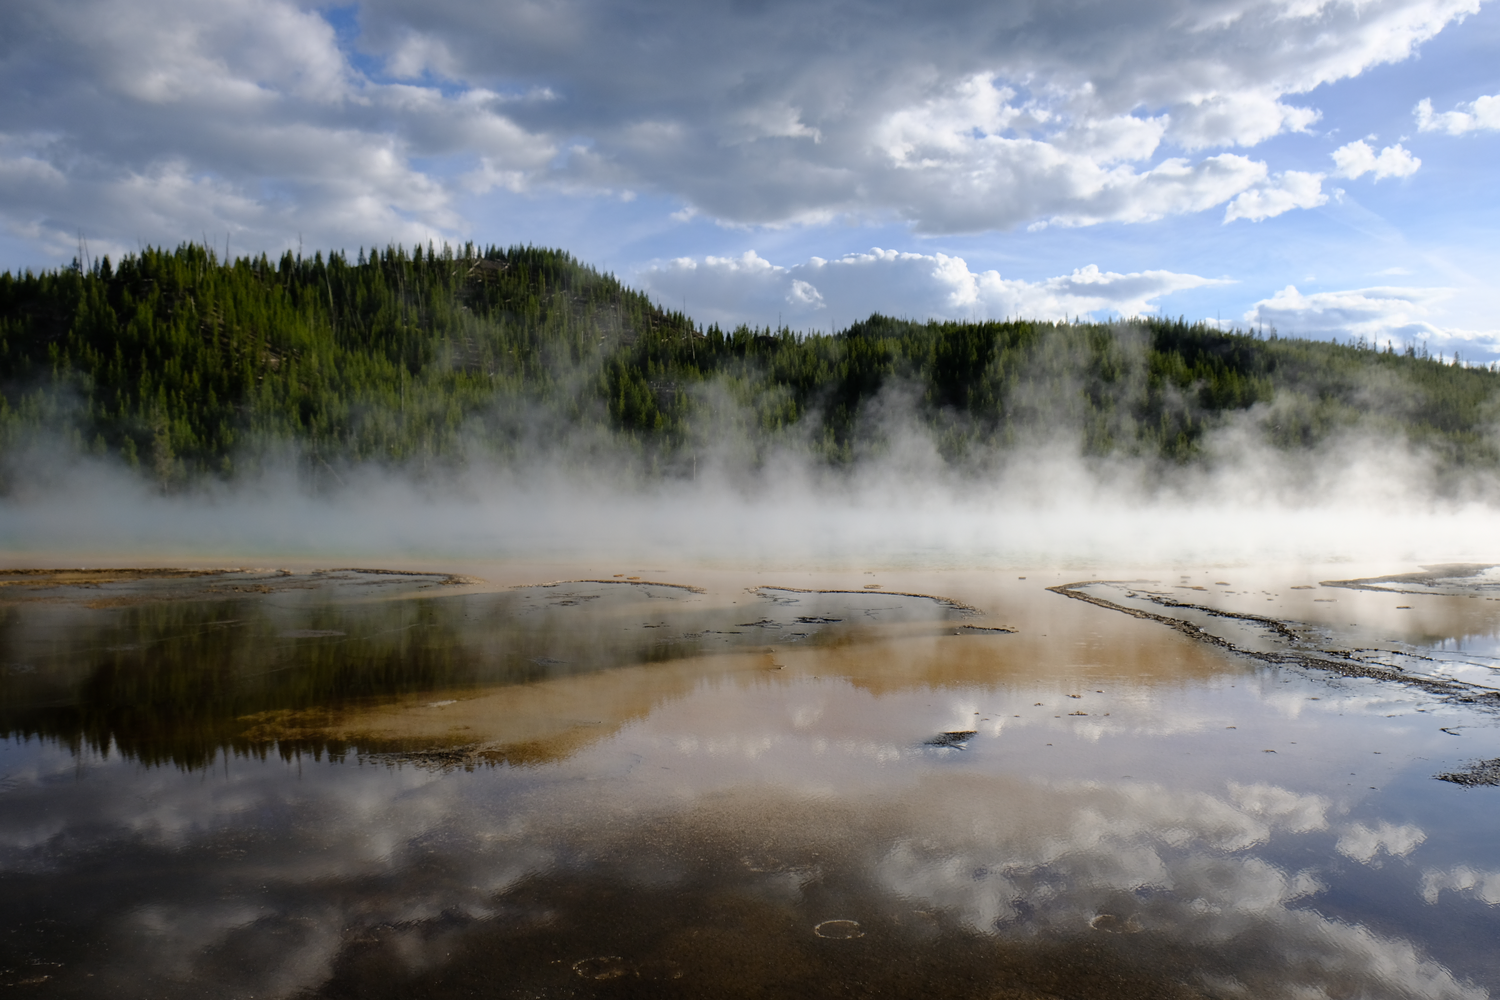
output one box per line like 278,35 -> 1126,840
1,583 -> 960,769
1,595 -> 481,768
1,584 -> 630,767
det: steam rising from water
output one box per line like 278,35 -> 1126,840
2,370 -> 1496,567
1,442 -> 1493,568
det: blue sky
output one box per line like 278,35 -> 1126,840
1,0 -> 1498,355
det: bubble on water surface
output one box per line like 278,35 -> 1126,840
814,919 -> 864,939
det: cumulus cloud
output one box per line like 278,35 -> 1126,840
0,0 -> 554,260
1223,170 -> 1328,222
347,0 -> 1473,231
641,248 -> 1227,327
1244,283 -> 1500,358
1331,140 -> 1422,180
1416,94 -> 1500,134
1170,91 -> 1323,150
1241,283 -> 1500,358
0,0 -> 1478,257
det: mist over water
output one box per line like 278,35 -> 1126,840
2,407 -> 1493,569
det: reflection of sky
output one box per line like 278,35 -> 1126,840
1079,577 -> 1500,695
1426,634 -> 1500,684
3,661 -> 1500,998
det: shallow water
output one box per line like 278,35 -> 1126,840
3,564 -> 1500,998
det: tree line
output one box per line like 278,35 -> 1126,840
1,241 -> 1495,488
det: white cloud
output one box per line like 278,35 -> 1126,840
0,0 -> 554,259
1223,170 -> 1328,222
642,248 -> 1227,328
787,278 -> 825,309
1331,140 -> 1422,180
1170,91 -> 1322,150
358,0 -> 1473,230
874,130 -> 1276,232
1243,283 -> 1500,358
1416,94 -> 1500,134
1248,284 -> 1443,342
0,0 -> 1479,258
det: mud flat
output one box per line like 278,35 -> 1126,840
3,560 -> 1500,997
1052,564 -> 1500,704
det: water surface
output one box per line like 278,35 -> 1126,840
3,564 -> 1500,998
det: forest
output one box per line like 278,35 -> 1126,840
1,241 -> 1495,490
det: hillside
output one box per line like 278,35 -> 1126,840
1,242 -> 1495,488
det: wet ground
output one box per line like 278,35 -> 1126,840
3,562 -> 1500,998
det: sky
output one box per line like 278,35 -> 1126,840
2,0 -> 1499,356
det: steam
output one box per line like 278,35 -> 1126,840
2,364 -> 1496,569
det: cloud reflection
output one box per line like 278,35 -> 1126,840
0,724 -> 1485,999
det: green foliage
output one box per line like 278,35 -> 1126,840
2,242 -> 1497,487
